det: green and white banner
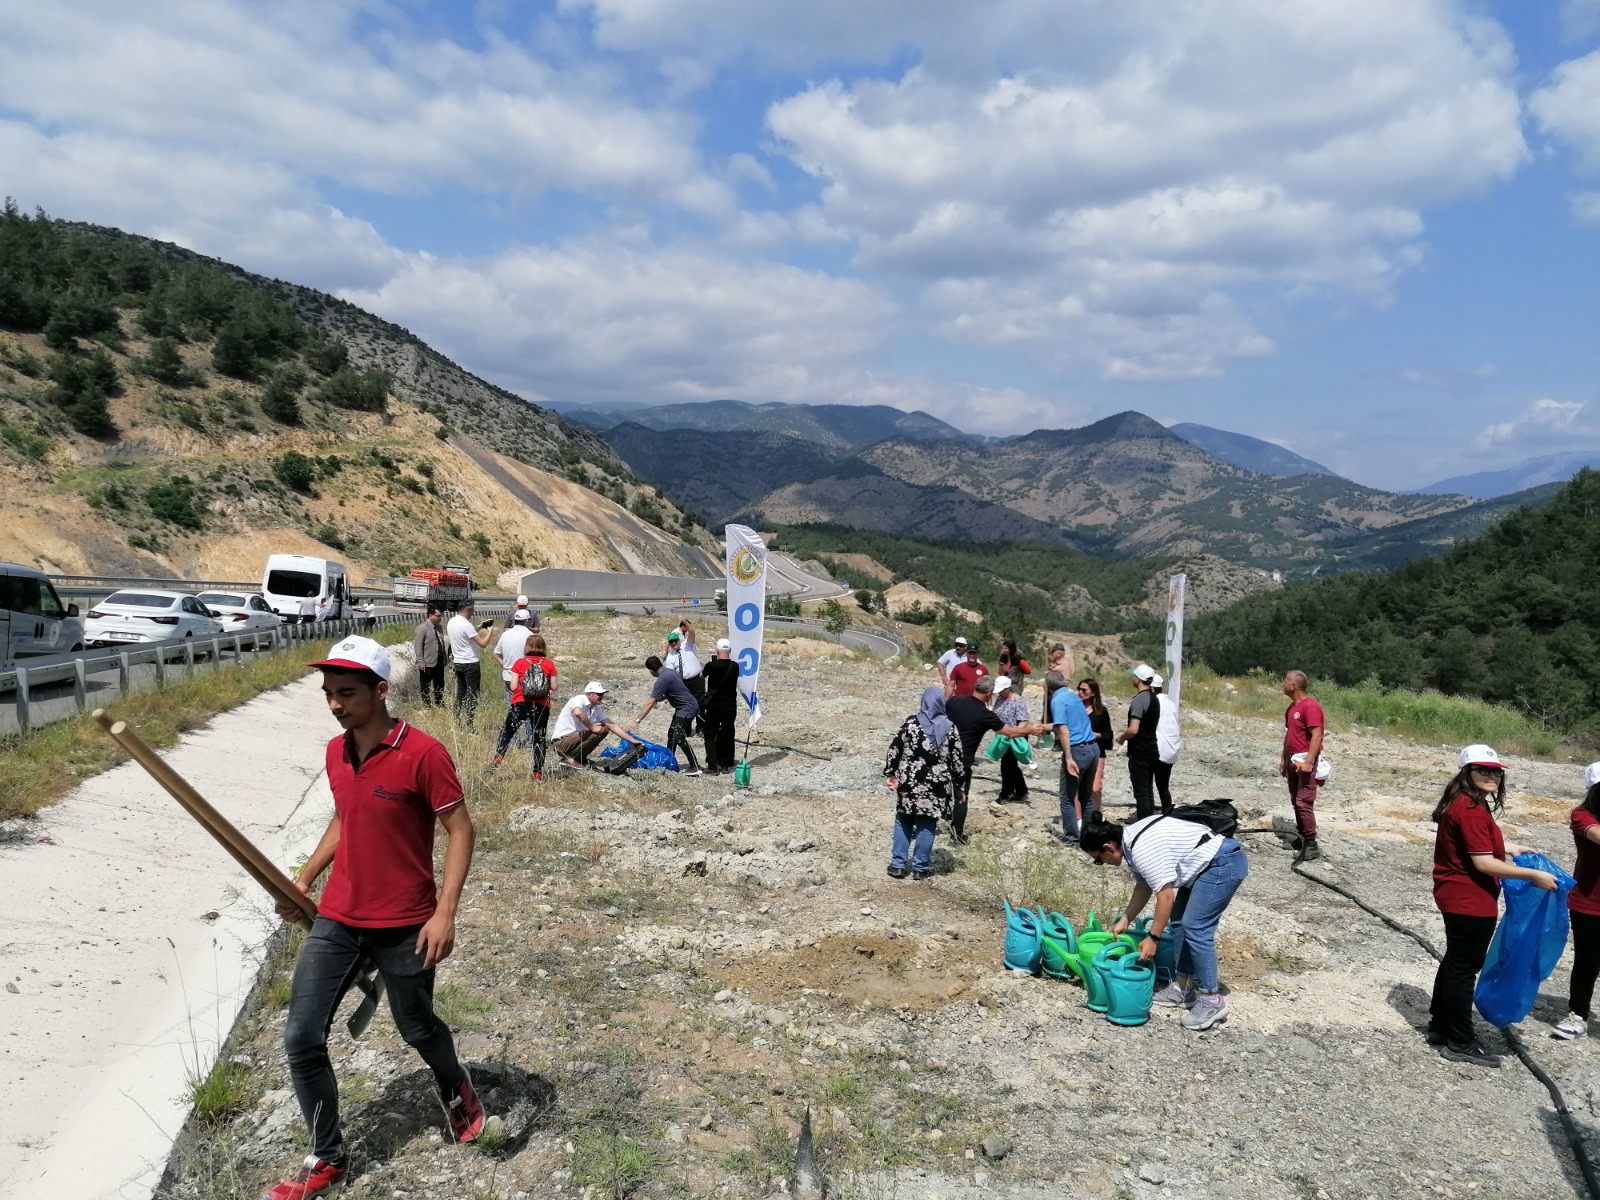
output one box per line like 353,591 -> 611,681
724,524 -> 768,729
1164,572 -> 1187,704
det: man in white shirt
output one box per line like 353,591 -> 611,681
551,681 -> 643,768
1079,813 -> 1248,1032
446,600 -> 494,728
664,620 -> 705,732
493,611 -> 533,688
937,636 -> 968,694
1151,673 -> 1182,813
513,594 -> 540,631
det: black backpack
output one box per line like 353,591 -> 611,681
1127,799 -> 1239,854
521,660 -> 550,701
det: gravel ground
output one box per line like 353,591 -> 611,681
158,614 -> 1600,1200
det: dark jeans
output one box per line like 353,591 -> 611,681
452,661 -> 481,727
1429,911 -> 1498,1046
1155,760 -> 1175,813
999,748 -> 1027,799
1128,753 -> 1159,820
1572,910 -> 1600,1019
418,661 -> 445,707
1059,742 -> 1101,838
684,674 -> 707,732
667,714 -> 701,772
495,701 -> 550,774
284,917 -> 466,1164
553,729 -> 606,764
703,702 -> 737,771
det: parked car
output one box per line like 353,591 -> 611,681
84,590 -> 224,649
1,562 -> 85,667
195,591 -> 284,641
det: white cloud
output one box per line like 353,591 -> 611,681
1472,399 -> 1587,449
1533,49 -> 1600,172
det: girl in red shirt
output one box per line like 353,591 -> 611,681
489,633 -> 557,781
1428,745 -> 1556,1067
1553,763 -> 1600,1040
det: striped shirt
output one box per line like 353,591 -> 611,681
1123,815 -> 1222,892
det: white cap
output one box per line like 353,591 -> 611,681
1459,744 -> 1506,770
716,637 -> 731,651
310,635 -> 393,682
1585,762 -> 1600,789
512,609 -> 530,622
993,676 -> 1011,693
516,594 -> 529,605
583,680 -> 608,695
954,636 -> 968,645
1131,664 -> 1158,683
1149,672 -> 1165,688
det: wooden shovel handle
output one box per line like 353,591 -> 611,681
92,709 -> 318,927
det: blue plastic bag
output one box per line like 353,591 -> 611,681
1474,852 -> 1576,1027
597,737 -> 679,772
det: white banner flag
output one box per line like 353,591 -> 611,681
1164,573 -> 1187,705
725,524 -> 768,729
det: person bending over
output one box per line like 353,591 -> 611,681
550,681 -> 643,768
631,656 -> 703,776
264,636 -> 483,1200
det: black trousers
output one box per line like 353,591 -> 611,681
999,748 -> 1028,799
1429,911 -> 1498,1046
684,674 -> 707,732
495,701 -> 550,774
667,714 -> 701,772
452,661 -> 481,727
1128,754 -> 1159,819
1572,910 -> 1600,1019
284,917 -> 466,1163
703,702 -> 737,771
418,662 -> 445,707
1155,760 -> 1175,812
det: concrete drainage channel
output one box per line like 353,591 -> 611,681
0,616 -> 412,738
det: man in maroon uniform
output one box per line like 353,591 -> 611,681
263,636 -> 483,1200
1281,669 -> 1326,863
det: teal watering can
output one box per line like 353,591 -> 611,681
1096,942 -> 1155,1026
1003,900 -> 1044,974
1040,912 -> 1077,980
1151,920 -> 1184,984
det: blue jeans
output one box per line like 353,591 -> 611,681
890,812 -> 938,872
1058,742 -> 1101,838
1171,839 -> 1248,993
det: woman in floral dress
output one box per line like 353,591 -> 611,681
883,687 -> 965,880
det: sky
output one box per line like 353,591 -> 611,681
3,1 -> 1600,491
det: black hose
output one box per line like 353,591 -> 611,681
1281,854 -> 1600,1200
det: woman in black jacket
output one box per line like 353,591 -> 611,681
1077,678 -> 1113,821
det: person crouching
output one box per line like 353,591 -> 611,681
1078,815 -> 1249,1031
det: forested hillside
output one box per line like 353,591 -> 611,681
1188,470 -> 1600,734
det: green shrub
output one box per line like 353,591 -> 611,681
315,367 -> 388,412
272,451 -> 317,494
0,419 -> 50,461
315,524 -> 346,550
136,336 -> 201,386
145,475 -> 205,529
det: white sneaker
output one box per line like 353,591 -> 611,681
682,768 -> 703,777
1181,993 -> 1229,1031
1551,1012 -> 1589,1040
1152,981 -> 1196,1009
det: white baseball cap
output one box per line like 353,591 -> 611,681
1131,664 -> 1158,683
1459,744 -> 1506,770
993,676 -> 1011,693
954,636 -> 968,645
716,637 -> 731,651
516,594 -> 529,605
1585,762 -> 1600,789
512,609 -> 530,622
310,636 -> 393,681
1149,672 -> 1165,688
583,680 -> 609,695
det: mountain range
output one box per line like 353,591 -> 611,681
561,398 -> 965,450
1412,451 -> 1600,499
1168,423 -> 1334,477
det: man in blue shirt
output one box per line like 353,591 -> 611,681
1046,669 -> 1100,844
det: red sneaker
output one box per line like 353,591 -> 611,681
262,1156 -> 346,1199
444,1075 -> 485,1143
530,771 -> 543,782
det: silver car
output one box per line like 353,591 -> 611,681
84,590 -> 224,648
195,591 -> 284,642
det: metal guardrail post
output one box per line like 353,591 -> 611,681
72,658 -> 88,713
118,651 -> 131,697
184,641 -> 195,674
154,649 -> 165,687
15,667 -> 30,734
232,634 -> 243,665
208,637 -> 221,669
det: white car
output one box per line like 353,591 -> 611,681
195,591 -> 284,642
84,590 -> 224,649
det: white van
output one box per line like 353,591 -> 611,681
261,554 -> 348,623
1,562 -> 86,667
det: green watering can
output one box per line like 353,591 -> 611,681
1076,931 -> 1137,1012
1039,912 -> 1078,980
1097,942 -> 1155,1026
733,760 -> 752,788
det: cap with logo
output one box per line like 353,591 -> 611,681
310,636 -> 393,681
1458,744 -> 1506,770
583,680 -> 609,695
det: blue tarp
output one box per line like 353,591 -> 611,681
1474,852 -> 1576,1027
597,737 -> 679,772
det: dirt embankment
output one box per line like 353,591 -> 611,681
163,613 -> 1598,1200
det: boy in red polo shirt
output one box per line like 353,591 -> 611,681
948,645 -> 990,698
264,636 -> 483,1200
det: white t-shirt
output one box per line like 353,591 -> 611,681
666,642 -> 702,680
446,614 -> 481,665
1122,815 -> 1222,892
495,626 -> 532,681
1156,696 -> 1181,765
551,694 -> 608,741
937,648 -> 965,675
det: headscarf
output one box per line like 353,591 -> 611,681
916,686 -> 951,746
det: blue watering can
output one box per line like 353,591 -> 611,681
1003,900 -> 1044,974
1096,942 -> 1155,1026
1040,912 -> 1078,980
